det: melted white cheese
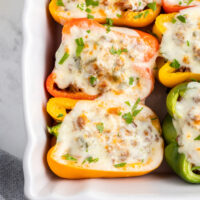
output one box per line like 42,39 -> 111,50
54,25 -> 157,99
173,82 -> 200,166
58,0 -> 161,19
54,97 -> 163,171
166,0 -> 200,7
160,7 -> 200,73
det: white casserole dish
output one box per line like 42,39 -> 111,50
22,0 -> 200,199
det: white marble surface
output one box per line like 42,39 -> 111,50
0,0 -> 26,159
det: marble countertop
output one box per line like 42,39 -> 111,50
0,0 -> 26,159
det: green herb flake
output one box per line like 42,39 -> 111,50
144,10 -> 149,18
96,122 -> 104,133
186,40 -> 190,46
116,14 -> 122,18
89,76 -> 97,86
57,113 -> 64,118
132,98 -> 141,113
171,18 -> 176,24
58,52 -> 69,64
56,0 -> 65,6
129,77 -> 134,85
86,30 -> 91,34
85,0 -> 99,7
177,15 -> 186,23
85,8 -> 92,13
134,13 -> 143,19
82,156 -> 99,164
132,107 -> 143,117
147,2 -> 157,11
170,59 -> 180,69
139,1 -> 142,6
179,1 -> 182,5
110,46 -> 128,55
122,112 -> 133,124
63,153 -> 77,161
114,162 -> 126,168
194,135 -> 200,140
87,14 -> 94,19
106,18 -> 113,26
125,101 -> 131,106
75,37 -> 85,57
118,111 -> 122,116
77,3 -> 84,11
187,0 -> 194,5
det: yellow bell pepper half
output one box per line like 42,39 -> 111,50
153,13 -> 200,87
47,97 -> 78,121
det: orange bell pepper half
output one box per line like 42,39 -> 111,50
162,0 -> 196,13
46,98 -> 163,179
46,18 -> 159,99
49,0 -> 161,27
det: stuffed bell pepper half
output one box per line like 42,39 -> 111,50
163,81 -> 200,183
153,7 -> 200,87
162,0 -> 200,13
49,0 -> 161,27
47,97 -> 163,179
46,18 -> 159,100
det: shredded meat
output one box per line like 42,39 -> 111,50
176,66 -> 191,72
193,46 -> 200,61
120,150 -> 129,161
67,84 -> 82,93
114,0 -> 132,11
77,116 -> 86,129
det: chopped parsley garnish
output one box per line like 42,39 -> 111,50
86,30 -> 91,34
105,18 -> 113,33
118,112 -> 122,116
85,8 -> 92,13
134,13 -> 143,19
77,3 -> 84,11
75,37 -> 84,57
170,59 -> 180,69
82,156 -> 99,164
96,122 -> 104,133
179,1 -> 182,5
57,113 -> 64,118
116,14 -> 122,18
187,0 -> 194,5
186,40 -> 190,46
139,1 -> 142,6
132,98 -> 141,113
89,76 -> 97,86
171,18 -> 176,24
194,135 -> 200,140
177,15 -> 186,23
87,14 -> 94,19
129,77 -> 134,85
144,10 -> 149,18
56,0 -> 64,6
85,0 -> 99,7
147,2 -> 157,11
63,154 -> 77,161
114,162 -> 126,168
132,107 -> 143,117
122,112 -> 133,124
110,46 -> 128,55
125,101 -> 131,106
58,52 -> 69,64
122,98 -> 142,124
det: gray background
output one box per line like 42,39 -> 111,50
0,0 -> 26,159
